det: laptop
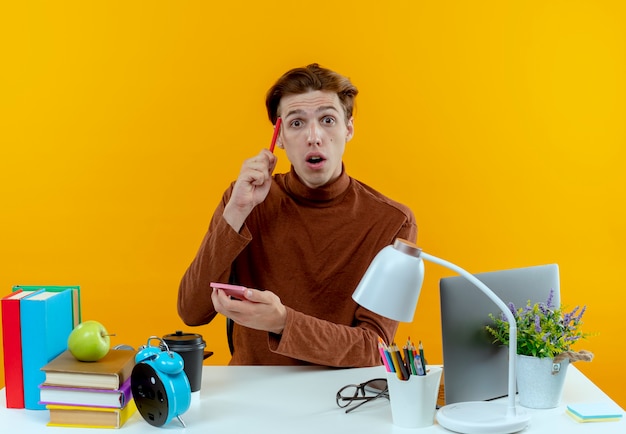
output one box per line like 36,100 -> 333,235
439,263 -> 560,404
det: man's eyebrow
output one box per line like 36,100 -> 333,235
283,105 -> 340,119
284,108 -> 306,118
316,105 -> 340,113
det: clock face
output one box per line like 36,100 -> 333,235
131,363 -> 170,427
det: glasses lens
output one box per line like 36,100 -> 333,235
336,378 -> 389,412
336,384 -> 359,408
363,379 -> 387,395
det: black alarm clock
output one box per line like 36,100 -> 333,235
131,336 -> 191,427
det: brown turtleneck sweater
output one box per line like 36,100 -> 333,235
178,167 -> 417,367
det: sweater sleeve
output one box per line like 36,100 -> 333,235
177,189 -> 252,326
268,305 -> 398,367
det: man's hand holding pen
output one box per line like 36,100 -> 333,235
223,149 -> 277,233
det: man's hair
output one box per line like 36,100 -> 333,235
265,63 -> 358,125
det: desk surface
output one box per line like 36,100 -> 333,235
1,365 -> 624,433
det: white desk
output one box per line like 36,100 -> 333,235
1,365 -> 623,433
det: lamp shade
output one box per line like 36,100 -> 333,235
352,239 -> 424,322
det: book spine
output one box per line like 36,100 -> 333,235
118,377 -> 132,408
20,291 -> 73,410
1,291 -> 25,408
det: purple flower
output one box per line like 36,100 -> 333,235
563,310 -> 574,325
534,315 -> 542,333
507,302 -> 516,316
545,288 -> 555,309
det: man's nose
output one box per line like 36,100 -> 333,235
307,123 -> 322,145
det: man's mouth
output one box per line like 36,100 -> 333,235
307,156 -> 325,164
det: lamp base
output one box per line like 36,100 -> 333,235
436,401 -> 530,434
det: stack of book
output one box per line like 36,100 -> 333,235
39,349 -> 137,428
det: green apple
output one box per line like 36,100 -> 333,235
67,320 -> 113,362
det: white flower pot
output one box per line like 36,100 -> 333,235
516,354 -> 569,409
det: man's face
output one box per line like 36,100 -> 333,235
277,90 -> 354,189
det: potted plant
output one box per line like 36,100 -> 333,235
486,288 -> 593,408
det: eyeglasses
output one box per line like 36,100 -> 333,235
335,378 -> 389,413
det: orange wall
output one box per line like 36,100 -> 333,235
1,1 -> 625,408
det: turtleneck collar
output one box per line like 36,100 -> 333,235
281,164 -> 351,206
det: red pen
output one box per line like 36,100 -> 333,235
269,117 -> 282,153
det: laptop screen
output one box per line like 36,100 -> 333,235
439,264 -> 560,404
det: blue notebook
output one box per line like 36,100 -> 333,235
20,290 -> 73,410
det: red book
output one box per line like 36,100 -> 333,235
1,289 -> 43,408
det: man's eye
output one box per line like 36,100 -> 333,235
322,116 -> 335,125
290,120 -> 303,128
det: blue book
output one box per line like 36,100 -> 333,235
13,285 -> 81,327
20,290 -> 73,410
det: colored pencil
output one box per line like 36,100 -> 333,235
418,341 -> 427,375
269,117 -> 282,153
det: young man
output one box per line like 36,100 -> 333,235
178,64 -> 417,366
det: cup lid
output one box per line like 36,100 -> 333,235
162,330 -> 206,351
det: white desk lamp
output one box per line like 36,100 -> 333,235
352,238 -> 530,434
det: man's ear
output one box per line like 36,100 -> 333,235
346,117 -> 355,142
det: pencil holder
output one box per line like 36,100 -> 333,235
386,366 -> 443,428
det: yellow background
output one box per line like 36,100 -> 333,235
1,1 -> 625,408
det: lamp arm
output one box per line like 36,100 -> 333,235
421,252 -> 519,417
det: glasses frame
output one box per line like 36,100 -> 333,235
335,378 -> 389,413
